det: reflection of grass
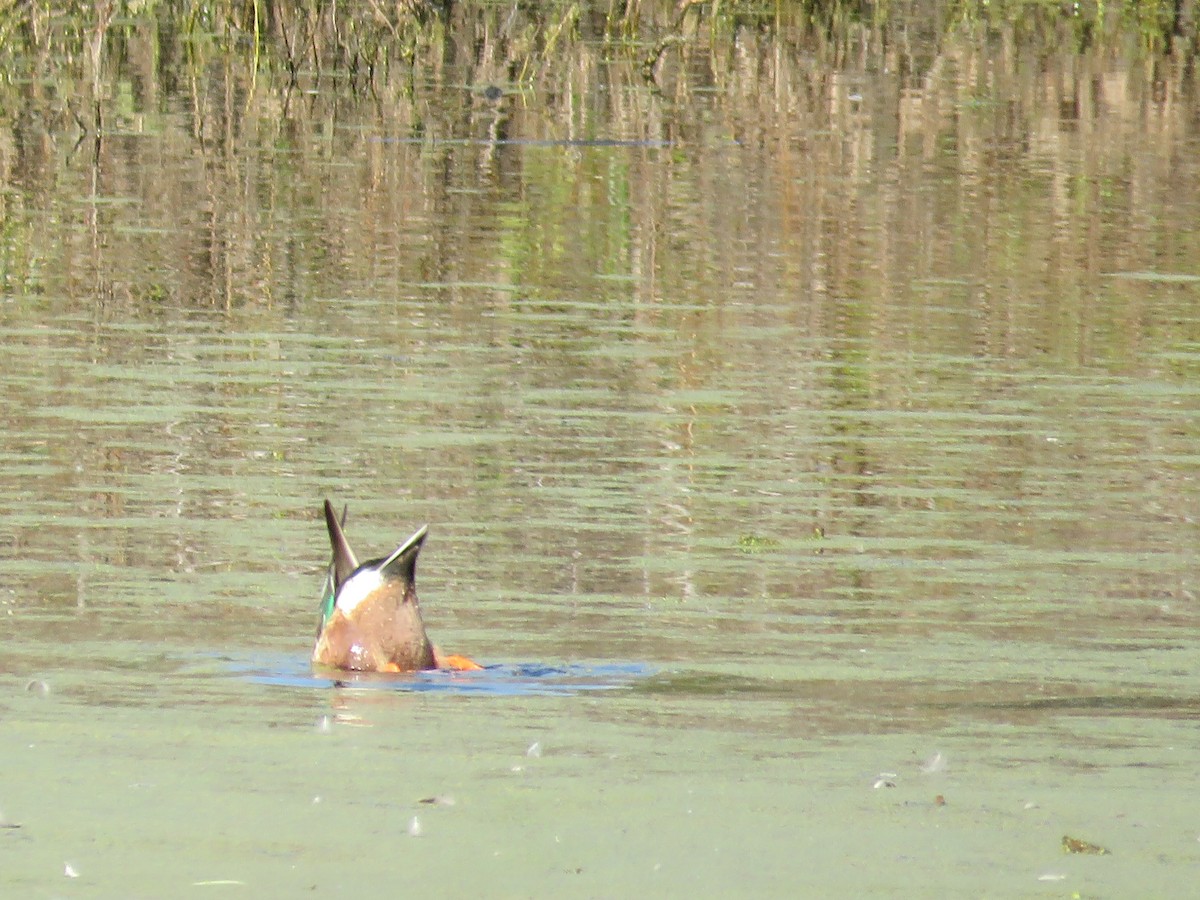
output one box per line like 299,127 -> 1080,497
959,94 -> 1001,110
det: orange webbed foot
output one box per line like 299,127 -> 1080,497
435,651 -> 484,671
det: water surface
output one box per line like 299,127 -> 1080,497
2,8 -> 1200,896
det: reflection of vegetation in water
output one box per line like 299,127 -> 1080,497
0,0 -> 1193,336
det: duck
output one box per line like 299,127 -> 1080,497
312,499 -> 482,673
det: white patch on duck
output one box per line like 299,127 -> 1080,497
334,568 -> 386,615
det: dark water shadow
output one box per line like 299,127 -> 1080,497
229,655 -> 654,697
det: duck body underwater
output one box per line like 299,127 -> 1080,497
312,500 -> 482,673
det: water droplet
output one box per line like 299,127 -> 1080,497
407,816 -> 422,837
919,752 -> 946,774
64,863 -> 80,878
526,741 -> 542,758
315,715 -> 333,734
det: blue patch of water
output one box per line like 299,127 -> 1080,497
232,656 -> 653,696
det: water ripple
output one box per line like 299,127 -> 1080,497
236,657 -> 653,696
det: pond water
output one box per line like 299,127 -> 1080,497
2,8 -> 1200,896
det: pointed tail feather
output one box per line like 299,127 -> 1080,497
378,524 -> 428,584
317,501 -> 357,636
324,500 -> 358,589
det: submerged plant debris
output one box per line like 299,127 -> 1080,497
1061,835 -> 1111,855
